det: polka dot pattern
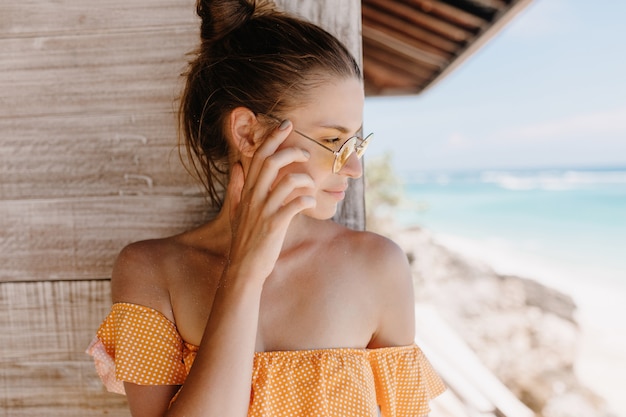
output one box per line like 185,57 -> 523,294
87,303 -> 446,416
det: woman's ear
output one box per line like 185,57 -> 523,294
228,107 -> 263,157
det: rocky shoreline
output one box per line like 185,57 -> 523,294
389,226 -> 616,417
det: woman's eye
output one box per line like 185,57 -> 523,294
324,137 -> 342,145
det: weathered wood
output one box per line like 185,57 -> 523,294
365,0 -> 474,42
363,57 -> 421,93
278,0 -> 362,59
0,280 -> 130,417
1,1 -> 365,416
0,29 -> 196,119
403,0 -> 488,29
0,0 -> 196,37
0,196 -> 214,282
362,3 -> 459,54
363,40 -> 434,80
363,16 -> 454,60
363,26 -> 446,69
0,113 -> 200,200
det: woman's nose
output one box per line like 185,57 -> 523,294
338,151 -> 363,179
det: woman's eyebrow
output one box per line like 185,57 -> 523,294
319,124 -> 364,134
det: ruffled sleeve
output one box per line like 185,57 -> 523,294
86,303 -> 191,394
368,345 -> 446,417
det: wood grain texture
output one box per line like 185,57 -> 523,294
0,196 -> 214,281
0,0 -> 197,37
0,280 -> 130,417
0,29 -> 196,119
0,112 -> 201,200
2,0 -> 364,415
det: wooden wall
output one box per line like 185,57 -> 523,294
0,1 -> 362,415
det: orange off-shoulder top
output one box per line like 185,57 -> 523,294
87,302 -> 445,417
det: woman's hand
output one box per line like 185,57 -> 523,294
224,120 -> 316,284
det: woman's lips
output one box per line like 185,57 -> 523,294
324,188 -> 347,200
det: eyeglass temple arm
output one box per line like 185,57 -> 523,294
293,130 -> 338,154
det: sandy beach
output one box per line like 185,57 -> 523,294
430,232 -> 626,416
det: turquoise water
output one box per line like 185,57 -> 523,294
395,167 -> 626,287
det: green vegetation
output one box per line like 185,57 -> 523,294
364,152 -> 404,233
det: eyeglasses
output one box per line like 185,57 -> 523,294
293,129 -> 373,173
260,114 -> 373,173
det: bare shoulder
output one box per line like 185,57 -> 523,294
335,227 -> 416,347
337,227 -> 412,280
110,236 -> 186,321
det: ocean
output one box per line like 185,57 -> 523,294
395,166 -> 626,290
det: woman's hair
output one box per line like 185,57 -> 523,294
179,0 -> 362,207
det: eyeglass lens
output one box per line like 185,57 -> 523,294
333,134 -> 373,173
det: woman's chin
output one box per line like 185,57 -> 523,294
301,202 -> 338,220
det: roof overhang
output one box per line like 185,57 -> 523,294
362,0 -> 534,96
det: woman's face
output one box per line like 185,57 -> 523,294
273,76 -> 366,220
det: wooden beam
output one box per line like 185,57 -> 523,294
364,41 -> 433,81
362,4 -> 459,54
400,0 -> 488,29
362,18 -> 453,62
363,57 -> 422,93
364,0 -> 474,42
363,26 -> 447,69
467,0 -> 508,10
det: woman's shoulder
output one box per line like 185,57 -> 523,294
330,225 -> 416,347
332,225 -> 409,271
110,227 -> 223,322
110,236 -> 183,321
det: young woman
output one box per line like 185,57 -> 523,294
87,1 -> 445,416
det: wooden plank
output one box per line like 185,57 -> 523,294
0,0 -> 196,38
363,3 -> 460,54
363,40 -> 434,80
363,26 -> 447,68
278,0 -> 362,59
0,112 -> 201,200
0,280 -> 130,416
0,29 -> 196,118
0,196 -> 214,282
401,0 -> 488,29
365,0 -> 474,42
363,57 -> 422,94
362,16 -> 454,60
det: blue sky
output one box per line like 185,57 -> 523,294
364,0 -> 626,173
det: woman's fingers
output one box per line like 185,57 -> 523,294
225,119 -> 317,281
250,147 -> 310,201
226,162 -> 245,226
245,119 -> 292,189
263,172 -> 315,213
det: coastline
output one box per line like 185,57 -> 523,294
427,231 -> 626,417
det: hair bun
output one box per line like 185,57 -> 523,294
197,0 -> 277,43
